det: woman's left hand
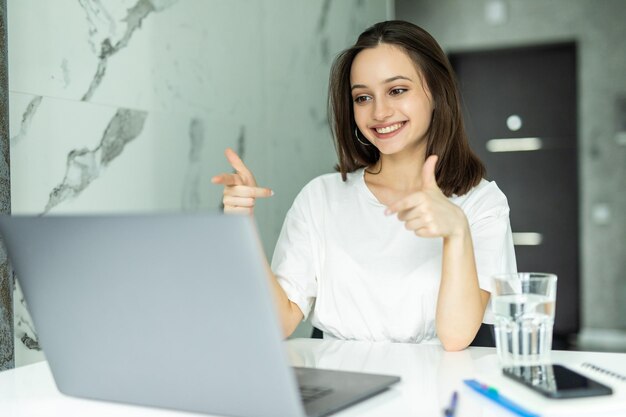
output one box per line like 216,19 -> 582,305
385,155 -> 468,239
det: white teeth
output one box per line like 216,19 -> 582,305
375,122 -> 403,134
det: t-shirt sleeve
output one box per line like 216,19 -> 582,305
466,182 -> 518,324
271,186 -> 319,321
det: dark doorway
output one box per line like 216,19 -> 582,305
449,43 -> 579,349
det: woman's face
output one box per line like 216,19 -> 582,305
350,44 -> 434,157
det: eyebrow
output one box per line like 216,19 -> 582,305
351,75 -> 413,91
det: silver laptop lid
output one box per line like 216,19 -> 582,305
0,213 -> 306,417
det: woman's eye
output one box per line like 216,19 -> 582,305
390,88 -> 407,96
354,95 -> 371,104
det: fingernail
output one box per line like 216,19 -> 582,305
270,190 -> 275,196
384,209 -> 391,216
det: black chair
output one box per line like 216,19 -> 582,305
311,326 -> 323,339
469,323 -> 495,347
311,324 -> 495,347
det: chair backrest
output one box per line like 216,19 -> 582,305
469,323 -> 496,347
312,324 -> 495,346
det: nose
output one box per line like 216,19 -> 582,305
373,97 -> 393,121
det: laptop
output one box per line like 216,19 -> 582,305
0,213 -> 400,417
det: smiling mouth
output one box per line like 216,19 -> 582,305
372,121 -> 406,136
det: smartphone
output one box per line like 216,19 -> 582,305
502,364 -> 613,399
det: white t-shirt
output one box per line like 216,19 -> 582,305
271,168 -> 517,343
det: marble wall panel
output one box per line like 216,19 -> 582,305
9,93 -> 245,215
7,0 -> 389,365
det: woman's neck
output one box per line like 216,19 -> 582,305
365,147 -> 427,192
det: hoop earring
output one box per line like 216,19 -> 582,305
355,128 -> 371,146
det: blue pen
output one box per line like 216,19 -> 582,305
463,379 -> 540,417
443,391 -> 458,417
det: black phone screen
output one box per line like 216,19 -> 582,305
502,364 -> 613,399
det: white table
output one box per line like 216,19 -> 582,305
0,338 -> 624,416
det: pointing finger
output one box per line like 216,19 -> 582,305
225,148 -> 255,185
385,192 -> 424,216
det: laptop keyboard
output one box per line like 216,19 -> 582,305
299,385 -> 333,403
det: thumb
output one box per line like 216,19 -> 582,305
421,155 -> 439,190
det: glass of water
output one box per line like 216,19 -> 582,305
492,273 -> 558,366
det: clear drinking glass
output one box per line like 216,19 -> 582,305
492,273 -> 558,366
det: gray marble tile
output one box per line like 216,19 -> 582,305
44,108 -> 148,213
79,0 -> 179,101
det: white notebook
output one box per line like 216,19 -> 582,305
476,356 -> 626,417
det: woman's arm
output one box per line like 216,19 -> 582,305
262,258 -> 305,337
435,214 -> 489,351
212,148 -> 303,338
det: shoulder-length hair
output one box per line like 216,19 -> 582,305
328,20 -> 484,197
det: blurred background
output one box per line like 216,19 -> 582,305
0,0 -> 624,370
397,0 -> 626,356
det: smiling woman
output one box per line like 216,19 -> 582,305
213,21 -> 517,351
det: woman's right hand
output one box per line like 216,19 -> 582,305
211,148 -> 273,214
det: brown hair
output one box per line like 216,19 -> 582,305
328,20 -> 484,197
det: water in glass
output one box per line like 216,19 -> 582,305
493,293 -> 555,365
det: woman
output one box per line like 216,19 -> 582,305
212,21 -> 516,351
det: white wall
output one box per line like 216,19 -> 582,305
8,0 -> 389,366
